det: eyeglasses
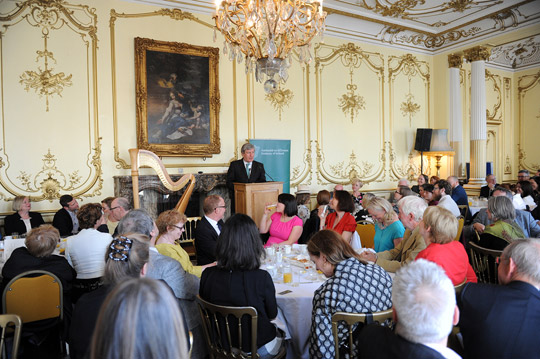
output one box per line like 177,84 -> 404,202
110,206 -> 119,211
215,205 -> 226,210
172,224 -> 184,231
496,256 -> 506,264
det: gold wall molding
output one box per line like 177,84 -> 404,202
0,0 -> 102,202
448,53 -> 463,68
517,70 -> 540,172
265,85 -> 294,122
109,8 -> 231,169
485,69 -> 502,123
314,43 -> 386,184
504,155 -> 512,174
388,53 -> 430,180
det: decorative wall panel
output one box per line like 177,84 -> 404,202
518,70 -> 540,172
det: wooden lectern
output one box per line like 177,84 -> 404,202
234,182 -> 283,226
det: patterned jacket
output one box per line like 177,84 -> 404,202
309,257 -> 393,359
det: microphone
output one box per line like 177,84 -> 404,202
266,172 -> 277,182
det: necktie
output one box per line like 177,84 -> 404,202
217,220 -> 223,231
246,163 -> 251,177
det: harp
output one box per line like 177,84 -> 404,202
129,149 -> 196,214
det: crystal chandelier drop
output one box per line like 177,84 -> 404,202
214,0 -> 327,93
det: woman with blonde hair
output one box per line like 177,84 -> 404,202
155,209 -> 215,277
90,278 -> 189,359
4,195 -> 44,236
366,197 -> 405,252
308,230 -> 392,358
416,206 -> 477,285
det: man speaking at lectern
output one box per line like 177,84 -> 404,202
227,143 -> 266,212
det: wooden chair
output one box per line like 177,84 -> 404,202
2,270 -> 65,356
356,221 -> 375,249
468,242 -> 503,284
331,309 -> 393,359
454,278 -> 467,297
177,216 -> 201,259
196,295 -> 286,359
454,216 -> 465,242
0,314 -> 22,359
457,205 -> 469,220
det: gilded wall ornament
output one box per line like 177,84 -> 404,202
448,53 -> 463,68
485,70 -> 501,122
401,93 -> 420,125
265,86 -> 294,121
463,45 -> 492,62
504,155 -> 512,174
338,83 -> 365,123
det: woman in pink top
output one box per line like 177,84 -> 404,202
261,193 -> 303,247
319,190 -> 357,244
416,206 -> 477,285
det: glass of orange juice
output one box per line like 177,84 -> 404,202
283,264 -> 293,284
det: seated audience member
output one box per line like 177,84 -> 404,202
517,169 -> 530,181
195,195 -> 226,265
360,196 -> 427,272
299,189 -> 330,244
429,175 -> 440,185
90,278 -> 189,359
411,174 -> 428,194
100,196 -> 118,234
416,206 -> 477,285
433,179 -> 461,217
467,187 -> 540,240
200,214 -> 285,359
351,178 -> 364,214
516,180 -> 537,211
4,195 -> 45,236
356,192 -> 376,221
53,194 -> 80,236
448,176 -> 468,206
70,234 -> 149,359
66,203 -> 113,302
295,185 -> 311,225
260,193 -> 303,247
1,225 -> 75,319
476,196 -> 525,250
358,259 -> 460,359
366,197 -> 405,252
117,209 -> 205,359
480,174 -> 498,198
459,239 -> 540,359
109,197 -> 131,236
155,210 -> 214,278
318,190 -> 357,244
420,183 -> 438,206
393,186 -> 417,214
397,178 -> 410,188
308,230 -> 392,359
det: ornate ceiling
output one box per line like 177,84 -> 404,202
131,0 -> 540,69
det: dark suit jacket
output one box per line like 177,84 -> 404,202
226,159 -> 266,192
4,212 -> 45,235
195,217 -> 223,265
52,208 -> 74,237
480,184 -> 498,198
358,324 -> 446,359
451,185 -> 469,206
459,281 -> 540,359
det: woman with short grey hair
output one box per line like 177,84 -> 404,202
478,196 -> 525,250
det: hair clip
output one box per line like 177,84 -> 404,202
108,236 -> 133,262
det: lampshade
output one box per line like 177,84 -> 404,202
426,129 -> 454,154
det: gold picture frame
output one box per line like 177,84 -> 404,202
135,37 -> 220,156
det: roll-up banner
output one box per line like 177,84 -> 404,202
249,139 -> 291,194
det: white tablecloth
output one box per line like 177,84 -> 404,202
263,262 -> 325,359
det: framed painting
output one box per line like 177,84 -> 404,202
135,37 -> 220,156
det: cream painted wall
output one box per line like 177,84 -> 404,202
0,0 -> 537,216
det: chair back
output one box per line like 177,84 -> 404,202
356,221 -> 375,249
178,217 -> 201,259
2,270 -> 63,323
196,295 -> 259,359
0,314 -> 22,359
129,148 -> 196,213
331,309 -> 393,359
468,242 -> 503,284
454,216 -> 465,241
454,278 -> 467,297
457,205 -> 469,219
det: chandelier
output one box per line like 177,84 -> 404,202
214,0 -> 327,93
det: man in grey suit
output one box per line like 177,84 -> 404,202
117,210 -> 207,359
